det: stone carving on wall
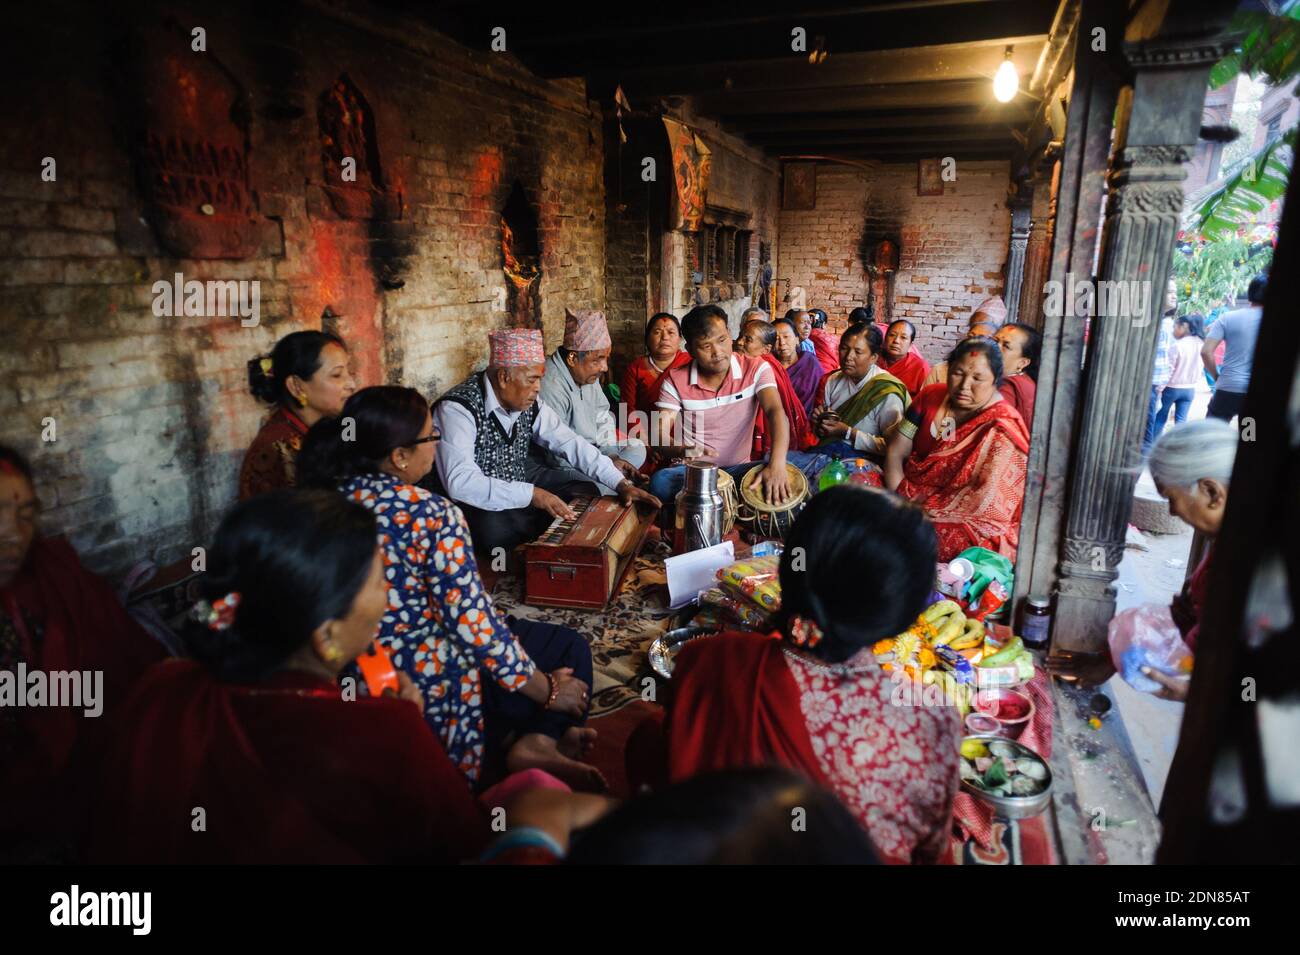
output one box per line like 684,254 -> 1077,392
317,74 -> 402,221
125,23 -> 266,258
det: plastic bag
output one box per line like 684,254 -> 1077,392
955,546 -> 1014,603
716,555 -> 782,611
1107,603 -> 1193,694
699,586 -> 773,632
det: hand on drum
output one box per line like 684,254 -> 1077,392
756,462 -> 792,505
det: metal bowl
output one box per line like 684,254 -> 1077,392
959,734 -> 1053,819
971,686 -> 1035,739
648,625 -> 719,680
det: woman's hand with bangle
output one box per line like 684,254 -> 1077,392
545,666 -> 590,717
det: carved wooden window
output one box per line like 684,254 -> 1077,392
734,230 -> 751,283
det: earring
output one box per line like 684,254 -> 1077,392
790,616 -> 824,649
297,393 -> 309,408
321,640 -> 344,664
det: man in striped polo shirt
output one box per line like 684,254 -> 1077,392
649,304 -> 799,506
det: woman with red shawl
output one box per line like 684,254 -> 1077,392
774,318 -> 824,415
882,338 -> 1030,562
807,308 -> 841,375
660,486 -> 961,864
993,323 -> 1040,433
877,320 -> 932,398
736,318 -> 814,453
0,447 -> 166,861
90,490 -> 496,863
619,312 -> 691,418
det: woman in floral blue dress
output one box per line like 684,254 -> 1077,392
300,386 -> 604,791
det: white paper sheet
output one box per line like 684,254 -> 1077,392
665,541 -> 735,609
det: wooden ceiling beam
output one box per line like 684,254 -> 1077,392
721,107 -> 1032,132
689,78 -> 1022,114
749,129 -> 1018,147
601,37 -> 1046,100
447,0 -> 1061,75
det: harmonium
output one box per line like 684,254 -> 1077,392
521,495 -> 659,610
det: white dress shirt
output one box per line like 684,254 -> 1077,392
431,375 -> 626,512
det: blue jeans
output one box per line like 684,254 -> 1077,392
1153,386 -> 1194,438
649,450 -> 825,503
1142,384 -> 1162,453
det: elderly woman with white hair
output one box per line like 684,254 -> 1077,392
1142,418 -> 1238,700
1053,419 -> 1238,698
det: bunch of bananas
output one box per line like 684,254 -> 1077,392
922,600 -> 985,652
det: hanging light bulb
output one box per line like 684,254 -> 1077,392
993,47 -> 1019,103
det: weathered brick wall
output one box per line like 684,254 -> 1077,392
776,161 -> 1011,359
603,105 -> 779,386
0,0 -> 605,574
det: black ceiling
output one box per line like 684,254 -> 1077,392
415,0 -> 1064,162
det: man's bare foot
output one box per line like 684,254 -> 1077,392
508,732 -> 608,793
558,726 -> 597,761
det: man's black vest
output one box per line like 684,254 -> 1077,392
437,372 -> 538,482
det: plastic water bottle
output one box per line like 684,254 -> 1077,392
817,459 -> 849,492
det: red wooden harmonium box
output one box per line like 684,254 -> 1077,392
521,495 -> 659,610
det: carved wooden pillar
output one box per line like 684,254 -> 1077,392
1017,161 -> 1058,330
1003,182 -> 1033,324
1051,36 -> 1228,654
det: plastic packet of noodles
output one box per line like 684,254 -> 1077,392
716,555 -> 782,612
699,586 -> 773,632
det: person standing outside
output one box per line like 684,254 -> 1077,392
1143,279 -> 1177,454
1148,314 -> 1205,444
1202,274 -> 1267,423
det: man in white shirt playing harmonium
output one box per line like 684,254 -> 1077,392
431,328 -> 661,558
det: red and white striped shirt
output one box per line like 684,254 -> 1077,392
656,353 -> 776,466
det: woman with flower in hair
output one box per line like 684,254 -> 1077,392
238,331 -> 356,499
660,486 -> 960,864
91,489 -> 499,863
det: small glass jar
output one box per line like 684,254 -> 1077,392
1021,595 -> 1052,649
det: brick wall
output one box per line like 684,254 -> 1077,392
0,0 -> 605,574
776,161 -> 1011,359
668,109 -> 781,339
604,106 -> 779,386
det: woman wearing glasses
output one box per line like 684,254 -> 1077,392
297,387 -> 604,792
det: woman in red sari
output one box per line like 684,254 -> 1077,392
774,318 -> 824,415
878,320 -> 932,398
993,323 -> 1040,433
736,318 -> 814,453
0,447 -> 165,861
883,338 -> 1030,562
662,486 -> 961,864
90,490 -> 494,863
619,312 -> 691,418
238,331 -> 356,500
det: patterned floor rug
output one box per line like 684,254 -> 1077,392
490,539 -> 679,717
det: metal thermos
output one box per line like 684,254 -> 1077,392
674,461 -> 726,553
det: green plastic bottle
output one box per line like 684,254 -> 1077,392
817,459 -> 849,492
